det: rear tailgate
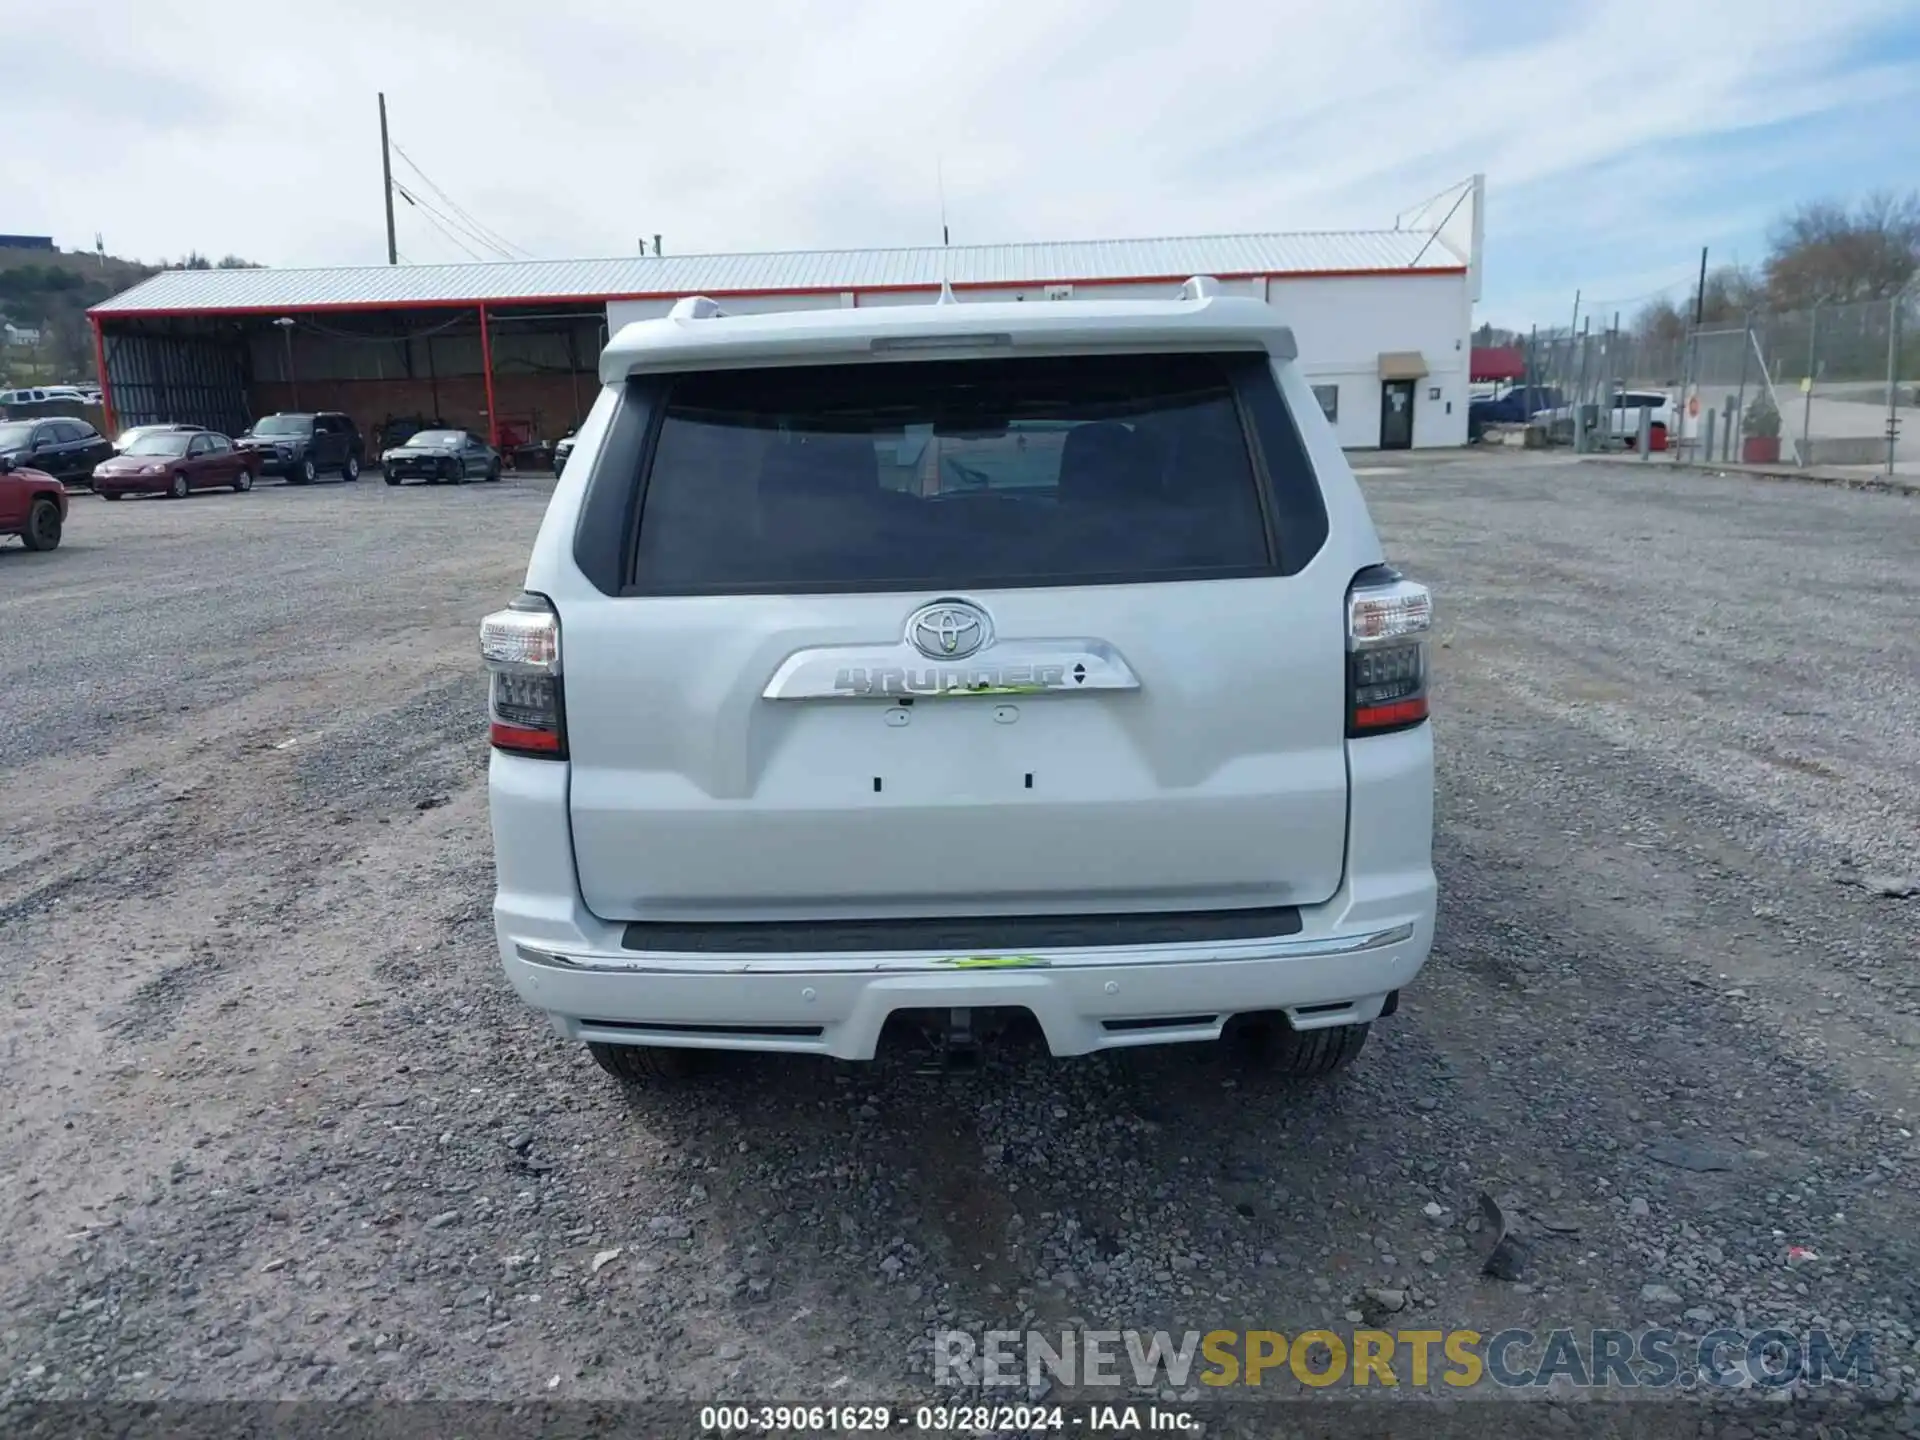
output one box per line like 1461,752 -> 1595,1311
558,350 -> 1350,924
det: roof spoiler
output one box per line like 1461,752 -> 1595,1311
667,295 -> 728,321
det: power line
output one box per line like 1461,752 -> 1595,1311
392,179 -> 503,258
400,200 -> 484,261
1585,275 -> 1703,313
391,181 -> 495,262
389,140 -> 532,259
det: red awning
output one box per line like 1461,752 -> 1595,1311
1471,346 -> 1526,382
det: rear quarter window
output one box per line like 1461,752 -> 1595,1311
600,351 -> 1327,596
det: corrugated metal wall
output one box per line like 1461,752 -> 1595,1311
104,330 -> 250,433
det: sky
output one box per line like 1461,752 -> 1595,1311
10,0 -> 1919,330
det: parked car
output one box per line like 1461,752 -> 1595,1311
113,423 -> 203,454
1536,389 -> 1674,447
0,385 -> 94,408
1610,390 -> 1674,448
551,428 -> 578,476
482,284 -> 1436,1085
1466,384 -> 1564,440
0,454 -> 68,550
234,411 -> 365,484
380,428 -> 501,484
92,429 -> 260,499
0,416 -> 114,489
375,413 -> 448,453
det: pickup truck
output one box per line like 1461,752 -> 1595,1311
1467,386 -> 1563,440
1536,390 -> 1675,449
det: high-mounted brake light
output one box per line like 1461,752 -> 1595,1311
481,594 -> 565,758
1346,566 -> 1432,737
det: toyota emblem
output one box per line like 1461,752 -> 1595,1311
906,600 -> 992,661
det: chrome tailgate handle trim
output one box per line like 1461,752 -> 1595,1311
763,637 -> 1141,700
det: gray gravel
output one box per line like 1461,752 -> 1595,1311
0,457 -> 1916,1432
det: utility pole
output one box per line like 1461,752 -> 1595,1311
378,93 -> 398,265
1680,246 -> 1708,459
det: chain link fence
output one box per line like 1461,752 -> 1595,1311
1745,295 -> 1917,469
1502,290 -> 1917,472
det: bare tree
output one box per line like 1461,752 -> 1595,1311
1764,191 -> 1920,309
1633,296 -> 1688,342
1698,264 -> 1764,324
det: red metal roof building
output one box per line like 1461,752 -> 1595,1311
90,209 -> 1483,451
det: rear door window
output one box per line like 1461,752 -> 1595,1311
627,352 -> 1289,595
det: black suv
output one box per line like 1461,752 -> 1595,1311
0,416 -> 115,489
235,412 -> 365,484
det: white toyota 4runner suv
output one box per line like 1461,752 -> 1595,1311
484,279 -> 1434,1083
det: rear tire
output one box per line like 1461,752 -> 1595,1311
22,497 -> 61,551
343,454 -> 361,482
486,459 -> 501,481
1224,1014 -> 1370,1078
587,1041 -> 708,1084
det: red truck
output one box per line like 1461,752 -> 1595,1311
0,455 -> 68,551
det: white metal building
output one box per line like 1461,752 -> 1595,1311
90,184 -> 1483,451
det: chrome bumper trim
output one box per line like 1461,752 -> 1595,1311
513,921 -> 1416,977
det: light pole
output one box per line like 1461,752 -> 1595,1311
273,317 -> 298,408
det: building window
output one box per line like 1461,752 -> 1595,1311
1311,384 -> 1339,423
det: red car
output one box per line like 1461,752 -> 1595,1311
0,456 -> 68,551
92,429 -> 260,499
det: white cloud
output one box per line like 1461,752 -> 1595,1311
9,0 -> 1916,325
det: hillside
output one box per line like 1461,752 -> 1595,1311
0,247 -> 159,384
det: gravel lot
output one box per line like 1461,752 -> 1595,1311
1,459 -> 1917,1431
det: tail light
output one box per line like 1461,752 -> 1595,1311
1346,565 -> 1432,736
481,594 -> 565,758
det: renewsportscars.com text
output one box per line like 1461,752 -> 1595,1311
933,1327 -> 1875,1392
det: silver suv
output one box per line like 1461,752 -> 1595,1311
484,280 -> 1435,1083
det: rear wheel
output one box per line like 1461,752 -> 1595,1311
1223,1014 -> 1370,1079
168,471 -> 190,499
342,454 -> 361,482
486,458 -> 501,481
587,1041 -> 708,1084
22,497 -> 61,551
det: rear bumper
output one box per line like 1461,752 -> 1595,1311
488,723 -> 1436,1061
504,920 -> 1428,1059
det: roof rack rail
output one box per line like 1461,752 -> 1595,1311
667,295 -> 728,321
1177,275 -> 1223,300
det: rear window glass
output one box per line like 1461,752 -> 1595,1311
628,353 -> 1276,594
